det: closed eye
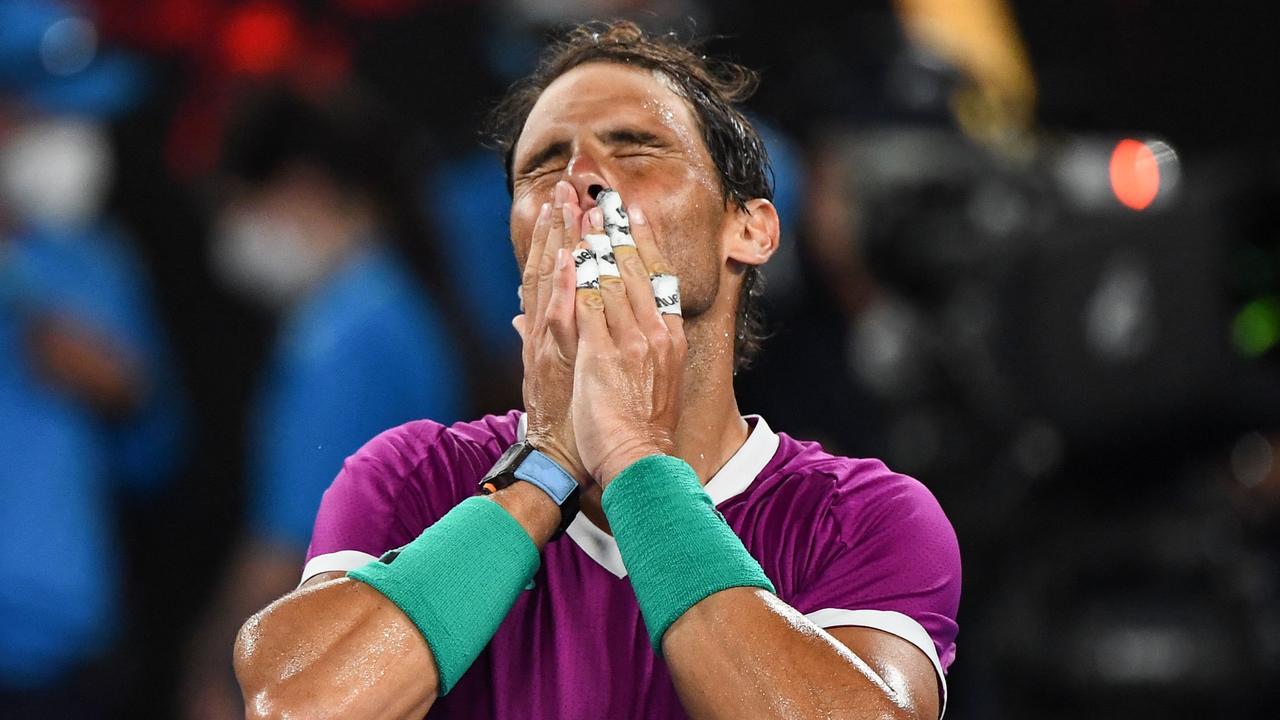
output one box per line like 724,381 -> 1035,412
602,129 -> 667,152
516,140 -> 571,179
515,128 -> 671,181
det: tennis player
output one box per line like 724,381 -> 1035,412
234,21 -> 959,720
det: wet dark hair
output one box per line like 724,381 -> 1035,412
485,20 -> 773,372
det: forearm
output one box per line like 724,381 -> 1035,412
234,484 -> 559,719
663,588 -> 910,720
234,576 -> 438,720
600,455 -> 923,720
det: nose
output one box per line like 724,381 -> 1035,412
564,151 -> 610,210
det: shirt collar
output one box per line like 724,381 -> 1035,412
518,412 -> 780,578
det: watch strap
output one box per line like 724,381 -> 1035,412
513,450 -> 580,505
479,441 -> 581,539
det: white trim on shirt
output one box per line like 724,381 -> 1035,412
807,608 -> 949,718
303,416 -> 950,717
701,415 -> 781,505
299,549 -> 378,586
562,414 -> 779,579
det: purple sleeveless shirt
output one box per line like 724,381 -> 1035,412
304,411 -> 960,718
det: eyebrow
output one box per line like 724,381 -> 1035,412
516,127 -> 667,177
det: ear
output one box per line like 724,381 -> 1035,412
723,198 -> 780,267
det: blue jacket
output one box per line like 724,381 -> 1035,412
0,223 -> 185,688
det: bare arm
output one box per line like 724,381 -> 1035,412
232,483 -> 559,720
236,182 -> 589,720
662,588 -> 941,720
566,199 -> 944,720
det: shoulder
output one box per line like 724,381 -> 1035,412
740,430 -> 960,622
749,431 -> 961,674
343,410 -> 523,493
305,410 -> 523,569
761,433 -> 955,553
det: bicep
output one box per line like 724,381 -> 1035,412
827,625 -> 941,720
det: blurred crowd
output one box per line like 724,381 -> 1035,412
2,0 -> 1279,718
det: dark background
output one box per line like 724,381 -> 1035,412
6,1 -> 1280,718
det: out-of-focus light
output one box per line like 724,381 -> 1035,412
40,17 -> 97,77
1093,625 -> 1196,683
1085,251 -> 1154,362
1230,432 -> 1273,489
221,3 -> 297,76
1232,297 -> 1280,358
1110,138 -> 1160,211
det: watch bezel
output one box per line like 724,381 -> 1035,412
479,440 -> 535,494
479,440 -> 582,540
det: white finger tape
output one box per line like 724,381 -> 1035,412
650,273 -> 681,316
585,233 -> 619,277
574,247 -> 600,288
597,188 -> 635,248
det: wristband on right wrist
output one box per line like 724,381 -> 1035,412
601,454 -> 776,653
347,496 -> 540,694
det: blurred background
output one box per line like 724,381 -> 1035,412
2,0 -> 1279,718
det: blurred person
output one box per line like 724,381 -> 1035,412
181,86 -> 465,720
233,21 -> 958,720
0,1 -> 185,716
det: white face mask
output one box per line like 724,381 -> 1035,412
210,211 -> 334,307
0,117 -> 113,229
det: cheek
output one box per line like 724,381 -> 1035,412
510,204 -> 540,267
650,188 -> 722,260
652,211 -> 721,297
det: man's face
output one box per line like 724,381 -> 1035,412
509,61 -> 729,319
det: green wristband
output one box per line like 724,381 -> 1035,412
347,496 -> 539,694
602,454 -> 776,653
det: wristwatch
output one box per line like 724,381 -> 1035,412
479,441 -> 581,539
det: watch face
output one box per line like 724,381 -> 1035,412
480,441 -> 533,490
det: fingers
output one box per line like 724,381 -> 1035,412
652,274 -> 685,338
625,204 -> 672,281
626,204 -> 684,336
597,188 -> 636,250
521,201 -> 552,317
607,201 -> 665,334
544,247 -> 578,360
583,207 -> 644,347
535,182 -> 579,330
573,247 -> 609,346
569,191 -> 685,361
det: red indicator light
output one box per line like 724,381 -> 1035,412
1110,138 -> 1160,211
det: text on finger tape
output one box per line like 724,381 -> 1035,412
574,247 -> 600,289
585,234 -> 619,277
650,274 -> 681,315
597,189 -> 635,248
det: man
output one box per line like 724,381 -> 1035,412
234,21 -> 959,719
